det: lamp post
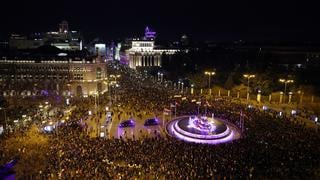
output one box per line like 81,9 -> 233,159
159,73 -> 163,82
181,82 -> 184,94
243,74 -> 255,104
191,84 -> 194,95
279,79 -> 294,104
204,71 -> 215,95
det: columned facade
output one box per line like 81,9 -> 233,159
0,56 -> 108,97
128,52 -> 162,69
126,40 -> 177,69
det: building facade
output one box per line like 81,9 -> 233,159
126,39 -> 177,69
9,21 -> 82,51
0,56 -> 107,97
125,27 -> 178,69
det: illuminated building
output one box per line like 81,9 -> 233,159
9,21 -> 82,51
126,26 -> 178,69
114,43 -> 121,61
94,44 -> 107,57
59,20 -> 69,33
0,49 -> 107,97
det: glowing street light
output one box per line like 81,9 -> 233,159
204,71 -> 216,95
243,74 -> 255,103
191,84 -> 194,95
157,72 -> 164,82
178,81 -> 181,91
279,78 -> 294,103
181,82 -> 184,94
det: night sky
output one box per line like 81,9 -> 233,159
1,0 -> 319,42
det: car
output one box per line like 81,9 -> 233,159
119,119 -> 135,128
144,118 -> 160,126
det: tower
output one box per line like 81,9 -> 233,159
59,20 -> 69,33
144,26 -> 156,40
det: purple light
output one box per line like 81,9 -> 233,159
169,122 -> 238,144
174,121 -> 231,139
41,90 -> 49,96
166,116 -> 241,145
187,116 -> 216,133
144,26 -> 156,39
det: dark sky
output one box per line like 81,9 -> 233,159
0,0 -> 319,42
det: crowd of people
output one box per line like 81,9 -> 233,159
1,62 -> 320,179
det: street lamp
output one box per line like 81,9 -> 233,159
279,78 -> 294,104
191,84 -> 194,95
160,73 -> 163,82
181,82 -> 184,94
243,74 -> 255,103
204,71 -> 215,95
157,72 -> 163,82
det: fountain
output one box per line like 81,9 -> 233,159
166,115 -> 241,144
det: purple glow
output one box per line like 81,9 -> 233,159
144,26 -> 156,39
171,124 -> 236,144
174,121 -> 231,139
166,116 -> 241,145
187,116 -> 216,133
41,90 -> 49,96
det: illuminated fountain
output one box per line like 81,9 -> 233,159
166,115 -> 241,144
187,116 -> 216,133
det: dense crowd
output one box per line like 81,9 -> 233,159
19,99 -> 319,179
1,62 -> 320,179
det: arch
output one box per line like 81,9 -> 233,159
76,85 -> 83,97
10,90 -> 15,96
96,67 -> 102,79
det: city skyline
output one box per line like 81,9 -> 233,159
1,0 -> 320,42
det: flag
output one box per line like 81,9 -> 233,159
170,103 -> 176,108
